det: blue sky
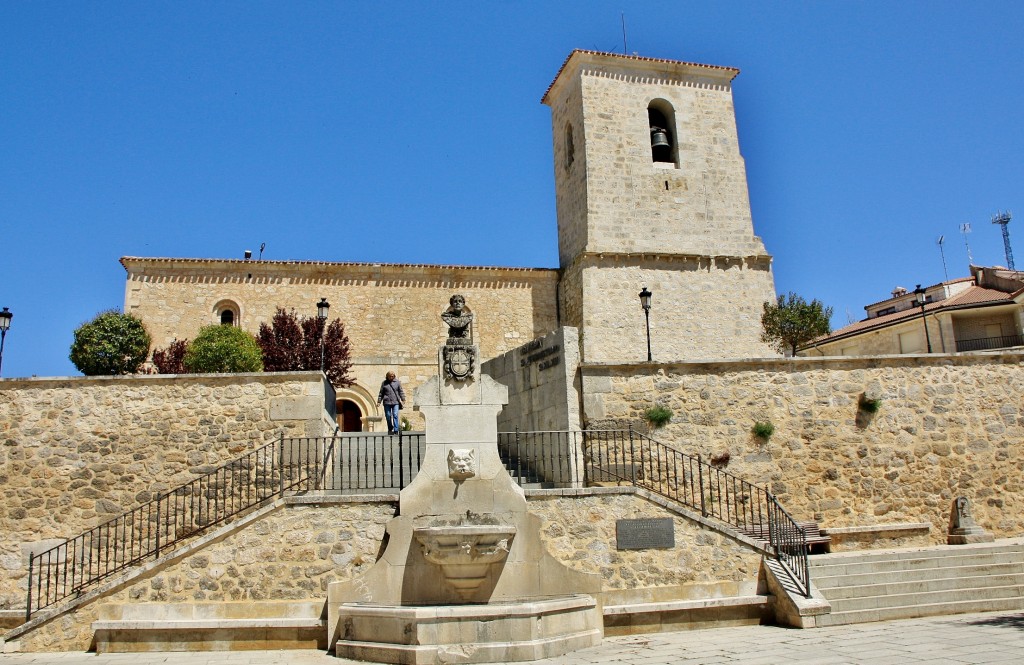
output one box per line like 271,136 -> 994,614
2,2 -> 1022,378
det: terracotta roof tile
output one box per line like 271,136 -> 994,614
810,286 -> 1014,346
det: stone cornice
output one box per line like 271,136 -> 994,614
565,251 -> 773,273
542,49 -> 739,105
121,256 -> 557,276
580,349 -> 1024,374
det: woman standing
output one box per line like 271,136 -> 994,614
377,371 -> 406,435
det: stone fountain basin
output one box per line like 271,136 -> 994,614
413,525 -> 516,567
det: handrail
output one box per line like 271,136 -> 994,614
498,428 -> 812,597
25,434 -> 336,619
26,427 -> 810,619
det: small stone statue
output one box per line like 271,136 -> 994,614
442,295 -> 475,381
441,294 -> 473,345
947,496 -> 994,545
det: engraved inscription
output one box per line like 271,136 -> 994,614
615,518 -> 675,550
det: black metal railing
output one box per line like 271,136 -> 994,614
25,435 -> 334,619
26,427 -> 811,619
955,333 -> 1024,352
499,428 -> 811,597
327,432 -> 425,491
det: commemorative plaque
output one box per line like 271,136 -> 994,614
615,517 -> 675,550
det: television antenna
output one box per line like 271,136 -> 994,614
937,235 -> 948,281
960,223 -> 973,266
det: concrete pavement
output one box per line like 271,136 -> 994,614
4,610 -> 1024,664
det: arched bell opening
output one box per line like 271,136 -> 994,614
647,100 -> 678,166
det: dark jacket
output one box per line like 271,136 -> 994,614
378,379 -> 406,406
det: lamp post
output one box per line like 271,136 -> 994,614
0,307 -> 11,377
316,298 -> 330,373
638,287 -> 652,362
914,285 -> 933,353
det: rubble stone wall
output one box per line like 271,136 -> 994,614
582,351 -> 1024,542
0,372 -> 328,610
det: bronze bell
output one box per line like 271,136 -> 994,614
650,127 -> 670,149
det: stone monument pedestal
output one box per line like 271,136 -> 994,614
327,302 -> 602,662
947,496 -> 995,545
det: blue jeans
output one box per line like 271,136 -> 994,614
383,404 -> 401,434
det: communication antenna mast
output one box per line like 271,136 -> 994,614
992,211 -> 1015,270
960,223 -> 973,265
937,235 -> 948,281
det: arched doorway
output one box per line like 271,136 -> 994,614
337,399 -> 363,432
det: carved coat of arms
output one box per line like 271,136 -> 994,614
444,346 -> 474,381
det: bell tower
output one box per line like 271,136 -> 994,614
543,50 -> 778,362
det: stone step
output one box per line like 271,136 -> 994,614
809,542 -> 1024,568
92,601 -> 326,653
825,583 -> 1024,613
813,596 -> 1024,627
813,563 -> 1024,589
809,552 -> 1024,577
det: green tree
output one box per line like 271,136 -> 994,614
256,308 -> 354,387
183,325 -> 263,373
69,310 -> 152,375
761,292 -> 833,356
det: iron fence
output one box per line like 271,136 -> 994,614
26,427 -> 810,619
25,435 -> 333,619
500,428 -> 811,597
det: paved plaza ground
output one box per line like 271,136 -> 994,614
5,610 -> 1024,664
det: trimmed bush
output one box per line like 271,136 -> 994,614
69,310 -> 151,376
183,325 -> 263,374
152,339 -> 189,374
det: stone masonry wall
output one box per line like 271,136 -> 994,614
579,257 -> 777,363
123,259 -> 559,432
581,352 -> 1024,542
0,372 -> 329,610
15,499 -> 395,652
531,492 -> 761,591
482,327 -> 581,432
14,492 -> 759,652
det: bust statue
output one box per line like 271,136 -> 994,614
441,294 -> 473,345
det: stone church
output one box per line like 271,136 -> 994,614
122,50 -> 778,431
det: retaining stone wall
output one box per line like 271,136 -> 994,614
0,372 -> 328,610
14,500 -> 395,652
582,352 -> 1024,542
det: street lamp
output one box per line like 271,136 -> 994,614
316,298 -> 330,373
914,284 -> 933,353
638,287 -> 652,362
0,307 -> 11,377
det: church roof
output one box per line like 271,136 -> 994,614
119,256 -> 556,274
541,49 -> 740,104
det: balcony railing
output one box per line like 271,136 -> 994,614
956,333 -> 1024,352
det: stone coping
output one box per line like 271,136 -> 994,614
0,370 -> 324,386
820,523 -> 931,536
337,594 -> 596,620
603,594 -> 768,616
581,348 -> 1024,372
93,618 -> 324,630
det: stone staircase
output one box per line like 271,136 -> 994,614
810,539 -> 1024,626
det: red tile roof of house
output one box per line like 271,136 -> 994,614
808,285 -> 1014,346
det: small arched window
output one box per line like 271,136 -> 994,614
647,100 -> 677,166
213,299 -> 240,327
564,123 -> 575,170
